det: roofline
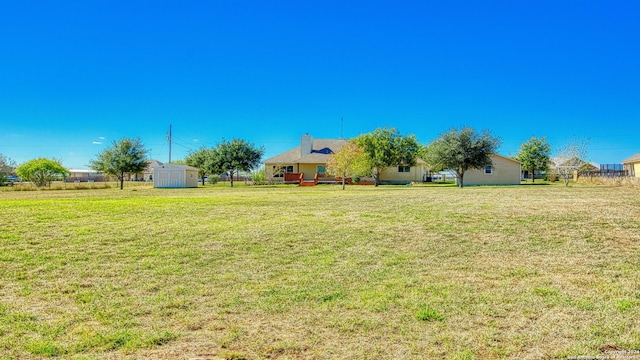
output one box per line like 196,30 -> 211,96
491,153 -> 520,164
621,153 -> 640,164
68,169 -> 99,173
154,164 -> 199,171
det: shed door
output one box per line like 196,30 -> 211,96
157,170 -> 183,187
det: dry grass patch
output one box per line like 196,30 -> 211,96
1,184 -> 639,359
577,176 -> 640,187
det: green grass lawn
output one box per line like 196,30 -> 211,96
1,183 -> 639,359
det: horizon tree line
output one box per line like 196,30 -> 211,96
2,128 -> 591,189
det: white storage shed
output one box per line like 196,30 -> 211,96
152,164 -> 199,188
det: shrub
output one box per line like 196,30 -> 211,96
250,169 -> 266,182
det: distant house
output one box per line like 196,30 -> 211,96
549,157 -> 599,181
144,160 -> 163,181
550,157 -> 599,172
462,154 -> 521,186
264,136 -> 348,184
152,163 -> 199,188
67,169 -> 105,182
263,135 -> 426,185
129,160 -> 163,181
622,153 -> 640,177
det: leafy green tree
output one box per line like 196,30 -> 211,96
213,139 -> 264,187
185,147 -> 218,186
16,158 -> 69,187
423,127 -> 500,188
516,136 -> 551,183
0,154 -> 16,183
89,137 -> 149,190
355,127 -> 419,186
326,141 -> 371,190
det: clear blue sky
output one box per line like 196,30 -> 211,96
1,1 -> 638,168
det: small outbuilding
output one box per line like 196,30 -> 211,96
152,164 -> 199,188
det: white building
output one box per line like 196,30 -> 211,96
152,164 -> 199,188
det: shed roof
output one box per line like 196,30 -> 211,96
154,163 -> 199,171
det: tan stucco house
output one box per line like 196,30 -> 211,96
622,153 -> 640,177
152,163 -> 199,188
462,154 -> 521,186
263,135 -> 426,185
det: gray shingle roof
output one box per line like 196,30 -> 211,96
264,139 -> 348,164
264,138 -> 430,165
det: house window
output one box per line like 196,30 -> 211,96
485,165 -> 493,174
398,166 -> 410,173
317,165 -> 326,175
272,165 -> 294,177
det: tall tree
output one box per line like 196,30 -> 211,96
213,139 -> 264,187
515,136 -> 551,183
552,138 -> 590,186
15,158 -> 69,187
185,147 -> 218,186
89,137 -> 149,190
423,127 -> 500,188
326,142 -> 371,190
0,154 -> 16,183
354,127 -> 419,186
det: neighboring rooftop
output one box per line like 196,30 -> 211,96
145,160 -> 164,173
622,153 -> 640,164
